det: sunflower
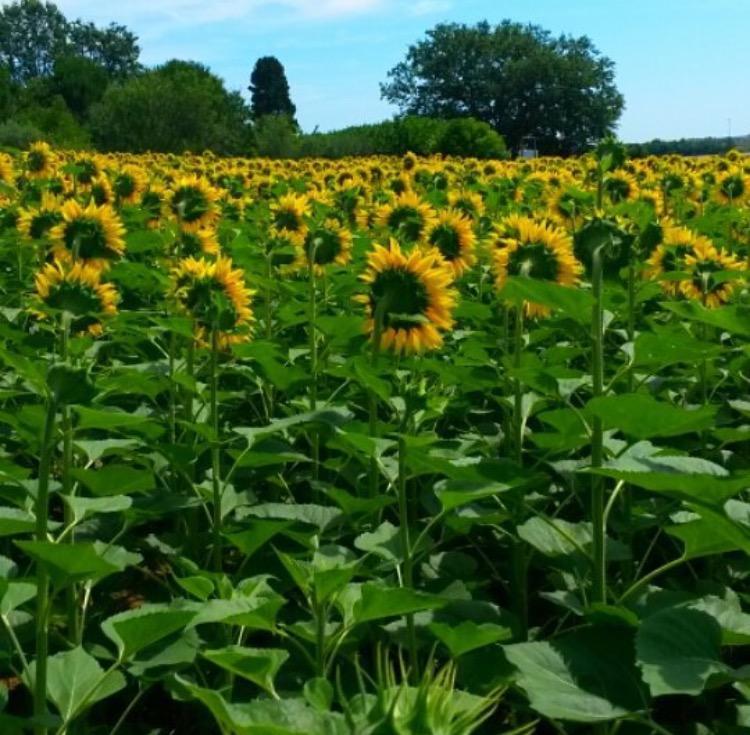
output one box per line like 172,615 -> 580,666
176,227 -> 220,257
169,175 -> 220,232
355,239 -> 457,355
141,182 -> 169,228
492,216 -> 583,318
88,175 -> 115,207
425,210 -> 476,277
545,187 -> 591,229
270,193 -> 311,237
17,193 -> 62,241
0,153 -> 15,185
299,219 -> 353,273
33,258 -> 118,335
647,226 -> 744,307
170,255 -> 254,347
447,190 -> 485,220
715,169 -> 749,204
112,165 -> 147,205
25,142 -> 55,179
680,239 -> 745,308
50,199 -> 126,268
604,171 -> 640,203
375,191 -> 437,244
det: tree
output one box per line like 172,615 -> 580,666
253,114 -> 298,157
381,21 -> 624,155
249,56 -> 296,121
0,0 -> 67,82
51,55 -> 108,119
90,60 -> 251,154
0,0 -> 140,84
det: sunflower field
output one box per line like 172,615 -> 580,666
1,139 -> 750,735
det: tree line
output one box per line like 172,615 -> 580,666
0,0 -> 626,157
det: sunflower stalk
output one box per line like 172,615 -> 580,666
308,238 -> 320,486
397,429 -> 419,682
33,393 -> 57,735
591,245 -> 607,605
209,328 -> 223,573
60,314 -> 80,643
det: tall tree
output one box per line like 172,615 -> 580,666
249,56 -> 296,121
381,21 -> 624,155
0,0 -> 140,84
91,60 -> 252,154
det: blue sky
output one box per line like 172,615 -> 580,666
56,0 -> 749,142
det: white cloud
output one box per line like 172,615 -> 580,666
408,0 -> 451,16
54,0 -> 388,27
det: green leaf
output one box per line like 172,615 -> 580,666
500,276 -> 593,323
101,604 -> 197,661
303,678 -> 334,713
354,521 -> 402,562
225,520 -> 291,559
233,408 -> 353,449
430,620 -> 512,657
633,330 -> 722,368
73,407 -> 161,436
504,626 -> 646,723
174,677 -> 346,735
636,607 -> 728,696
27,646 -> 125,723
63,495 -> 132,524
353,582 -> 448,624
47,365 -> 96,406
71,465 -> 155,496
661,301 -> 750,337
587,394 -> 716,439
0,507 -> 35,536
202,646 -> 289,696
14,541 -> 140,584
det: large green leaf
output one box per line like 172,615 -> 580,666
175,677 -> 347,735
636,607 -> 728,696
504,626 -> 647,723
500,276 -> 593,323
202,646 -> 289,696
353,582 -> 448,624
27,646 -> 125,723
15,541 -> 140,584
587,394 -> 716,439
101,604 -> 197,661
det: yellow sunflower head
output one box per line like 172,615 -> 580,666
17,192 -> 62,241
33,258 -> 118,335
49,199 -> 126,268
169,175 -> 220,232
375,191 -> 437,244
492,217 -> 583,318
425,209 -> 477,277
25,142 -> 55,179
447,190 -> 485,220
170,255 -> 254,347
176,227 -> 220,258
300,219 -> 353,273
270,193 -> 311,237
356,238 -> 457,355
715,169 -> 749,204
112,165 -> 147,205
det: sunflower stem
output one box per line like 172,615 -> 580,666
308,243 -> 320,488
513,306 -> 524,465
264,253 -> 275,418
33,396 -> 57,735
209,329 -> 223,573
367,304 -> 386,498
591,246 -> 607,605
397,434 -> 419,681
60,317 -> 79,644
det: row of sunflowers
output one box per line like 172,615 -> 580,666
1,140 -> 750,734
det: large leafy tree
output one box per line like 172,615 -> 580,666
0,0 -> 140,84
381,21 -> 624,155
249,56 -> 296,121
91,60 -> 252,154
